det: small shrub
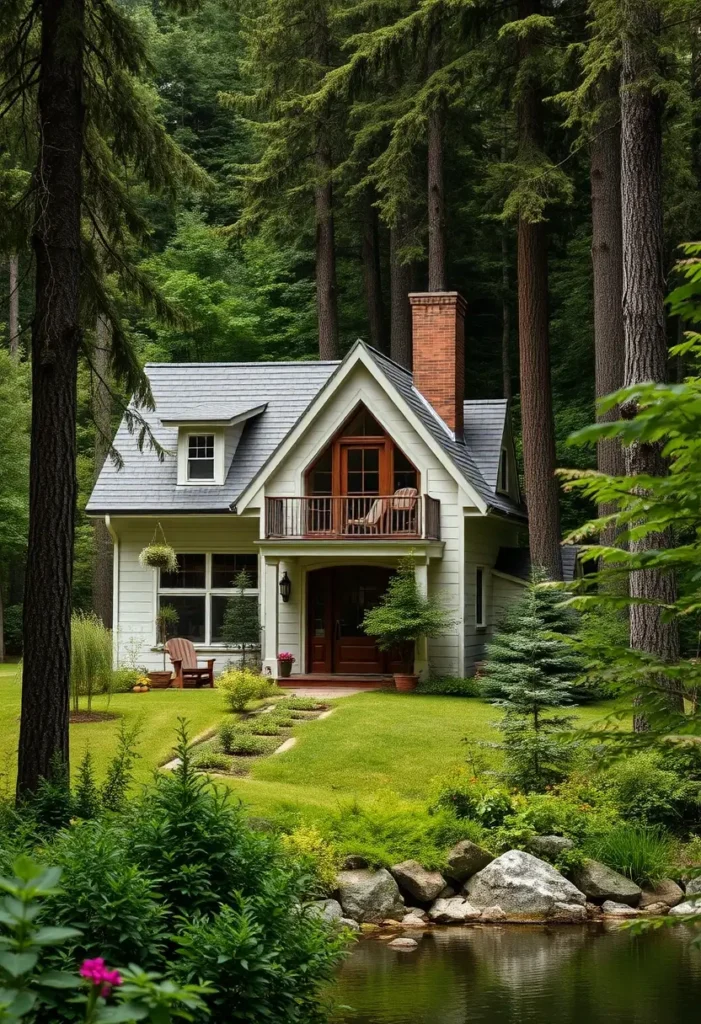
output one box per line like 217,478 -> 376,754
277,696 -> 326,712
434,773 -> 514,828
270,711 -> 295,728
218,719 -> 238,754
73,748 -> 101,819
416,675 -> 480,697
227,733 -> 268,756
112,666 -> 141,692
192,751 -> 232,772
219,667 -> 268,712
588,824 -> 673,886
101,721 -> 141,811
280,825 -> 339,894
246,717 -> 283,736
604,752 -> 701,836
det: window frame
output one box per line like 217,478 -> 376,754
497,448 -> 509,494
157,552 -> 259,648
187,434 -> 215,482
475,566 -> 487,629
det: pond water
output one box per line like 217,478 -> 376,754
328,925 -> 701,1024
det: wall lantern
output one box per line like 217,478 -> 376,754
279,571 -> 292,603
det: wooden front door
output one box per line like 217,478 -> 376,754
307,566 -> 396,674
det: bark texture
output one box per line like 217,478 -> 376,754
362,193 -> 386,351
390,217 -> 415,369
501,230 -> 512,401
427,107 -> 447,291
620,0 -> 680,719
516,0 -> 562,581
591,75 -> 625,545
17,0 -> 84,797
92,315 -> 113,628
315,145 -> 339,360
9,254 -> 20,360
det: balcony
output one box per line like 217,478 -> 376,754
265,494 -> 441,541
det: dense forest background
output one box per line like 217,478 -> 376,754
1,0 -> 699,657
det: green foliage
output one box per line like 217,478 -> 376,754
70,613 -> 113,714
28,755 -> 73,835
279,825 -> 338,896
221,571 -> 261,665
2,607 -> 22,656
73,750 -> 101,821
363,557 -> 456,666
239,718 -> 283,737
100,723 -> 141,813
222,733 -> 268,757
482,569 -> 581,792
217,720 -> 238,755
218,668 -> 268,712
603,752 -> 701,837
140,545 -> 179,573
275,697 -> 325,712
416,675 -> 480,697
111,667 -> 142,693
191,751 -> 232,772
433,774 -> 514,829
587,825 -> 673,887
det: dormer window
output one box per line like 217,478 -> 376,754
188,435 -> 215,481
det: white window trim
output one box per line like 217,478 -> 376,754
176,426 -> 226,486
157,552 -> 259,648
475,565 -> 487,629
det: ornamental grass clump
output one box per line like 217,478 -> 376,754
70,612 -> 113,713
589,823 -> 673,886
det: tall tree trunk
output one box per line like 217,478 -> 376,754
390,216 -> 415,369
591,73 -> 625,547
92,315 -> 113,628
362,192 -> 386,351
0,571 -> 5,664
516,0 -> 562,581
427,42 -> 447,291
9,254 -> 20,360
501,229 -> 512,401
620,0 -> 681,725
17,0 -> 84,798
315,146 -> 339,359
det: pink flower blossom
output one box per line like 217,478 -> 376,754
80,958 -> 122,997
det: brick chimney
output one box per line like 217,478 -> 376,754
409,292 -> 467,437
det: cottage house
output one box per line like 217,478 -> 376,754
88,291 -> 535,682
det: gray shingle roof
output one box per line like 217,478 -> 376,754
87,345 -> 526,519
494,545 -> 583,583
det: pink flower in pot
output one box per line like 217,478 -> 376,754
277,651 -> 295,678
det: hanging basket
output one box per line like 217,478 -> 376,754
139,524 -> 178,572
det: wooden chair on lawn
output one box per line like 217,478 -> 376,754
165,638 -> 215,689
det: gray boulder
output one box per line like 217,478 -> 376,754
464,850 -> 586,920
401,913 -> 428,928
528,836 -> 575,860
390,860 -> 446,903
336,869 -> 405,924
340,917 -> 361,932
549,902 -> 587,923
570,860 -> 642,907
686,877 -> 701,896
639,879 -> 684,910
669,880 -> 700,918
388,937 -> 418,950
311,898 -> 343,924
602,901 -> 640,917
428,897 -> 482,924
445,840 -> 494,883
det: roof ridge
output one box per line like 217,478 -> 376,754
144,360 -> 342,368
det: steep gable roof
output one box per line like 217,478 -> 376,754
87,345 -> 526,519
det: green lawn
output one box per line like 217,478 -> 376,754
0,663 -> 224,787
0,664 -> 621,812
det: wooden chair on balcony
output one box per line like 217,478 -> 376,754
345,487 -> 418,535
165,638 -> 215,689
390,487 -> 419,533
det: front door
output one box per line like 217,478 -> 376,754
307,567 -> 396,674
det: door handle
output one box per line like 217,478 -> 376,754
334,619 -> 341,640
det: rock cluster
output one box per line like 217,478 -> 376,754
316,837 -> 692,935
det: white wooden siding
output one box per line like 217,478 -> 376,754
463,516 -> 522,672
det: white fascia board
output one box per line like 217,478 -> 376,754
491,569 -> 529,587
235,342 -> 488,514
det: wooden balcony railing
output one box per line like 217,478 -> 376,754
265,494 -> 441,541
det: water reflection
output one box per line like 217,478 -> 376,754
328,925 -> 701,1024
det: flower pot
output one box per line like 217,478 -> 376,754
148,671 -> 172,689
277,660 -> 293,679
394,673 -> 418,692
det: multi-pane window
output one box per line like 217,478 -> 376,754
346,447 -> 380,495
187,435 -> 215,481
158,553 -> 258,645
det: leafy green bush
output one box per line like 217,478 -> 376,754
434,773 -> 514,828
192,750 -> 232,771
218,718 -> 238,754
219,667 -> 268,712
269,711 -> 295,728
604,752 -> 701,836
416,675 -> 480,697
226,733 -> 269,756
276,696 -> 326,712
241,716 -> 283,736
112,666 -> 141,692
280,825 -> 339,894
587,824 -> 673,886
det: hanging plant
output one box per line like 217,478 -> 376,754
139,524 -> 178,572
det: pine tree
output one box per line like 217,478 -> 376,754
222,569 -> 261,667
482,569 -> 581,791
74,747 -> 101,819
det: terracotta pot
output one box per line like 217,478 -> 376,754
148,671 -> 172,689
277,660 -> 293,679
394,673 -> 419,692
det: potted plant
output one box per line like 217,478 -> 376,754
132,673 -> 151,694
139,523 -> 178,572
277,651 -> 295,679
150,603 -> 179,687
362,555 -> 456,691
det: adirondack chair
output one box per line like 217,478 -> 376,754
345,495 -> 389,534
389,487 -> 418,532
165,638 -> 215,689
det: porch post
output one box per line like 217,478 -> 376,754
262,554 -> 279,676
414,558 -> 429,678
